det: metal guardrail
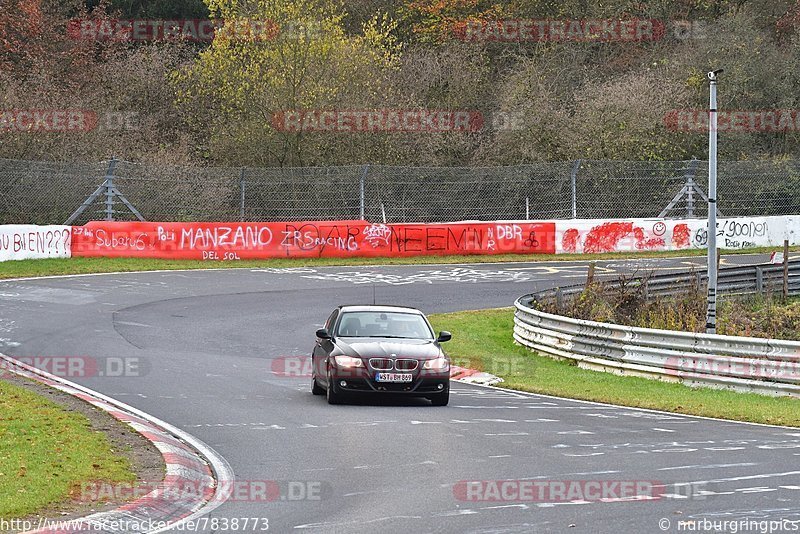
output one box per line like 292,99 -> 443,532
535,260 -> 800,303
514,260 -> 800,397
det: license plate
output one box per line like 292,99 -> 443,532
375,372 -> 413,383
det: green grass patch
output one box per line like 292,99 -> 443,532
429,308 -> 800,427
0,380 -> 136,518
0,246 -> 792,280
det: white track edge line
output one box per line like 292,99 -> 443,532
0,351 -> 234,534
455,381 -> 799,430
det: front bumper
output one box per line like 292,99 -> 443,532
329,365 -> 449,395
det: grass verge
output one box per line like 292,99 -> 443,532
0,379 -> 136,518
429,308 -> 800,427
0,246 -> 793,280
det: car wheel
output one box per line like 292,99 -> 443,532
312,377 -> 325,396
326,370 -> 344,405
429,388 -> 449,406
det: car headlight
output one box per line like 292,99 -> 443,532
422,357 -> 449,371
333,356 -> 364,368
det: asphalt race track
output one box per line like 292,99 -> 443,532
2,254 -> 800,534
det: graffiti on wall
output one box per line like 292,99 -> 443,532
0,216 -> 796,262
556,216 -> 795,254
0,225 -> 72,262
69,220 -> 557,260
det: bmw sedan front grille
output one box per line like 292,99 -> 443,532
395,359 -> 418,371
369,358 -> 393,371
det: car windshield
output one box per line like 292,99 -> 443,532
335,311 -> 434,339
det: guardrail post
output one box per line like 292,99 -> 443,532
784,239 -> 790,301
755,266 -> 764,295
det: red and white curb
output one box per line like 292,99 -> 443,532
450,365 -> 503,386
0,353 -> 233,534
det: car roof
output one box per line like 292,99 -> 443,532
338,305 -> 424,315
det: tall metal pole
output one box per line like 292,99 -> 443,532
705,69 -> 723,334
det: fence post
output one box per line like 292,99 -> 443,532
239,167 -> 246,222
359,164 -> 369,220
686,159 -> 699,217
526,197 -> 530,220
571,160 -> 581,218
104,157 -> 118,221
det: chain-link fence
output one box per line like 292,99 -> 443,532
1,157 -> 799,225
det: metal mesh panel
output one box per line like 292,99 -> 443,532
243,165 -> 364,221
363,164 -> 573,223
575,160 -> 694,219
0,159 -> 106,225
1,157 -> 799,224
716,160 -> 800,217
112,161 -> 241,222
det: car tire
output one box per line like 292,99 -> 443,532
326,370 -> 344,405
312,377 -> 325,396
429,387 -> 449,406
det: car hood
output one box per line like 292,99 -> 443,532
335,338 -> 443,360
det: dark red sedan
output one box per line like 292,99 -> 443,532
311,305 -> 452,406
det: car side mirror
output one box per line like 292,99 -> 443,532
316,328 -> 331,340
437,331 -> 452,343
